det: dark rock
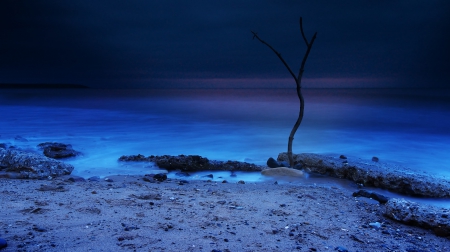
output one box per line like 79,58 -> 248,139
384,198 -> 450,237
0,143 -> 7,149
277,152 -> 450,198
104,178 -> 113,182
153,173 -> 167,182
118,154 -> 148,161
119,154 -> 264,172
0,237 -> 7,249
237,180 -> 245,184
339,155 -> 347,159
0,148 -> 74,179
267,157 -> 280,168
37,142 -> 80,159
353,189 -> 389,204
65,176 -> 85,182
203,174 -> 214,179
222,180 -> 228,183
372,156 -> 379,162
175,172 -> 190,177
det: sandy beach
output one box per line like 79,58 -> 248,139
1,174 -> 449,252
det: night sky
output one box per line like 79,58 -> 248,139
1,1 -> 449,89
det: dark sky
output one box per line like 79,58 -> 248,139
1,1 -> 449,88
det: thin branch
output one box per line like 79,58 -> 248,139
251,31 -> 298,82
297,31 -> 317,81
299,17 -> 309,47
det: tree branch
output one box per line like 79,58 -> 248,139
251,31 -> 298,82
299,17 -> 309,47
297,31 -> 317,82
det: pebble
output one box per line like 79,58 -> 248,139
372,156 -> 379,162
237,180 -> 245,184
88,176 -> 101,181
369,222 -> 381,230
203,174 -> 214,179
0,238 -> 7,249
153,173 -> 167,182
104,178 -> 113,182
335,246 -> 348,252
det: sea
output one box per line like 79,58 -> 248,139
1,87 -> 450,205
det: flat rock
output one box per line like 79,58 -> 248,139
0,148 -> 74,179
278,152 -> 450,198
261,167 -> 304,177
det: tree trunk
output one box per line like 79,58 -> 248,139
252,17 -> 317,167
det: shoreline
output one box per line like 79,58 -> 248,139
1,175 -> 449,251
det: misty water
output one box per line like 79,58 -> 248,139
1,88 -> 450,206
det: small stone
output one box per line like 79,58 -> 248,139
369,222 -> 381,230
88,176 -> 100,182
237,180 -> 245,184
267,157 -> 280,168
203,174 -> 214,179
104,178 -> 113,182
153,173 -> 167,182
32,226 -> 47,232
222,180 -> 228,183
372,156 -> 379,162
339,155 -> 347,159
335,246 -> 348,252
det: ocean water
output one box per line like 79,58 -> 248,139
1,88 -> 450,183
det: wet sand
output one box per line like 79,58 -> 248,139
1,175 -> 449,251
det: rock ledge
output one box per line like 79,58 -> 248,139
278,152 -> 450,198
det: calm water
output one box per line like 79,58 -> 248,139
1,88 -> 450,182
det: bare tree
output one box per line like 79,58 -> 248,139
252,17 -> 317,167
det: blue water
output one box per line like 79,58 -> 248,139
1,88 -> 450,182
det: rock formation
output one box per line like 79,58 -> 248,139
0,148 -> 74,179
277,152 -> 450,198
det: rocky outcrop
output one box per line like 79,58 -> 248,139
0,148 -> 74,179
37,142 -> 80,159
278,152 -> 450,198
384,198 -> 450,238
118,154 -> 264,172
